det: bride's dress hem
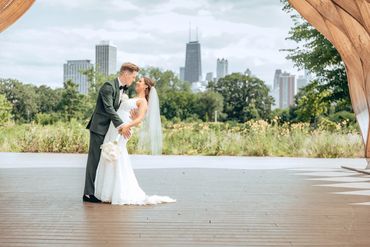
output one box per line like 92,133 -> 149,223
98,196 -> 176,206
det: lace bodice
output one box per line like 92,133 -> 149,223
119,97 -> 139,112
117,98 -> 139,123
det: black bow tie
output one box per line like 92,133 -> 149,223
119,85 -> 128,91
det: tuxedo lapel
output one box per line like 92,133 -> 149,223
113,78 -> 120,110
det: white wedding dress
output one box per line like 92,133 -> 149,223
94,97 -> 176,205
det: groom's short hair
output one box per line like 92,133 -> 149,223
120,62 -> 140,74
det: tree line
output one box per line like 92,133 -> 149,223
0,67 -> 274,125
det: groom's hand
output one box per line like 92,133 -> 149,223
119,126 -> 131,139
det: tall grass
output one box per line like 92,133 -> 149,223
0,119 -> 364,158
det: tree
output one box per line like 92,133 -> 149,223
208,73 -> 273,122
160,91 -> 198,120
35,85 -> 63,113
294,80 -> 331,125
0,79 -> 38,122
82,67 -> 116,101
58,80 -> 86,121
281,0 -> 351,112
0,93 -> 13,125
194,91 -> 224,121
139,67 -> 191,94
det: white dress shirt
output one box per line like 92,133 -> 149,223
116,77 -> 126,130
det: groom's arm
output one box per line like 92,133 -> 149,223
100,83 -> 124,128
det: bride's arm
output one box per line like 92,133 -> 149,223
121,99 -> 148,130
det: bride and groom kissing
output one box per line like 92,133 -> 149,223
82,62 -> 176,205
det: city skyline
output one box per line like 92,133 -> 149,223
0,0 -> 302,88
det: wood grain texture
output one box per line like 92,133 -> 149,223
288,0 -> 370,158
1,167 -> 370,246
0,0 -> 35,32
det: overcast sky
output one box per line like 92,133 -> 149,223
0,0 -> 300,88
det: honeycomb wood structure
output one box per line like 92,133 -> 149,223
288,0 -> 370,161
0,0 -> 35,32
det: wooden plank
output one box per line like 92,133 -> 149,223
0,167 -> 370,246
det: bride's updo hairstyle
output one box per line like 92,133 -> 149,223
143,77 -> 155,101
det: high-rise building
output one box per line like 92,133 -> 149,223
179,67 -> 185,81
95,40 -> 117,76
206,72 -> 213,82
273,69 -> 282,89
216,58 -> 228,80
279,72 -> 295,109
63,60 -> 93,94
184,40 -> 202,83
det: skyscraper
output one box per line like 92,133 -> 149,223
95,40 -> 117,76
273,69 -> 282,89
279,72 -> 295,109
179,67 -> 185,81
63,60 -> 93,95
216,58 -> 228,80
184,40 -> 202,83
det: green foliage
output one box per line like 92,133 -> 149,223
281,0 -> 351,111
139,67 -> 225,122
327,111 -> 356,125
36,85 -> 63,113
0,121 -> 363,158
82,67 -> 116,101
139,67 -> 191,93
160,90 -> 198,120
0,79 -> 39,122
0,93 -> 13,125
194,91 -> 224,121
294,81 -> 331,125
58,80 -> 87,121
208,73 -> 273,122
35,113 -> 60,125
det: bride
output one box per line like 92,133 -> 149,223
94,77 -> 176,205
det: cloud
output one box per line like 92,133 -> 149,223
0,0 -> 298,88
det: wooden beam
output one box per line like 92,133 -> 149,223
0,0 -> 35,32
288,0 -> 370,158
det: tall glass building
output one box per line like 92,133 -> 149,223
278,72 -> 295,109
63,60 -> 93,95
95,40 -> 117,76
216,58 -> 228,80
184,41 -> 202,83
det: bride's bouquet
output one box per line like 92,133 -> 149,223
100,135 -> 121,162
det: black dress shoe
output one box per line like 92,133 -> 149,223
83,194 -> 101,203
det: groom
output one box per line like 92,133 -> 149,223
83,62 -> 140,203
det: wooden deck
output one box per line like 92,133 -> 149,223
1,165 -> 370,246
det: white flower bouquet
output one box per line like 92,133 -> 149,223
100,135 -> 121,162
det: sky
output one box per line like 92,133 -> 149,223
0,0 -> 301,88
